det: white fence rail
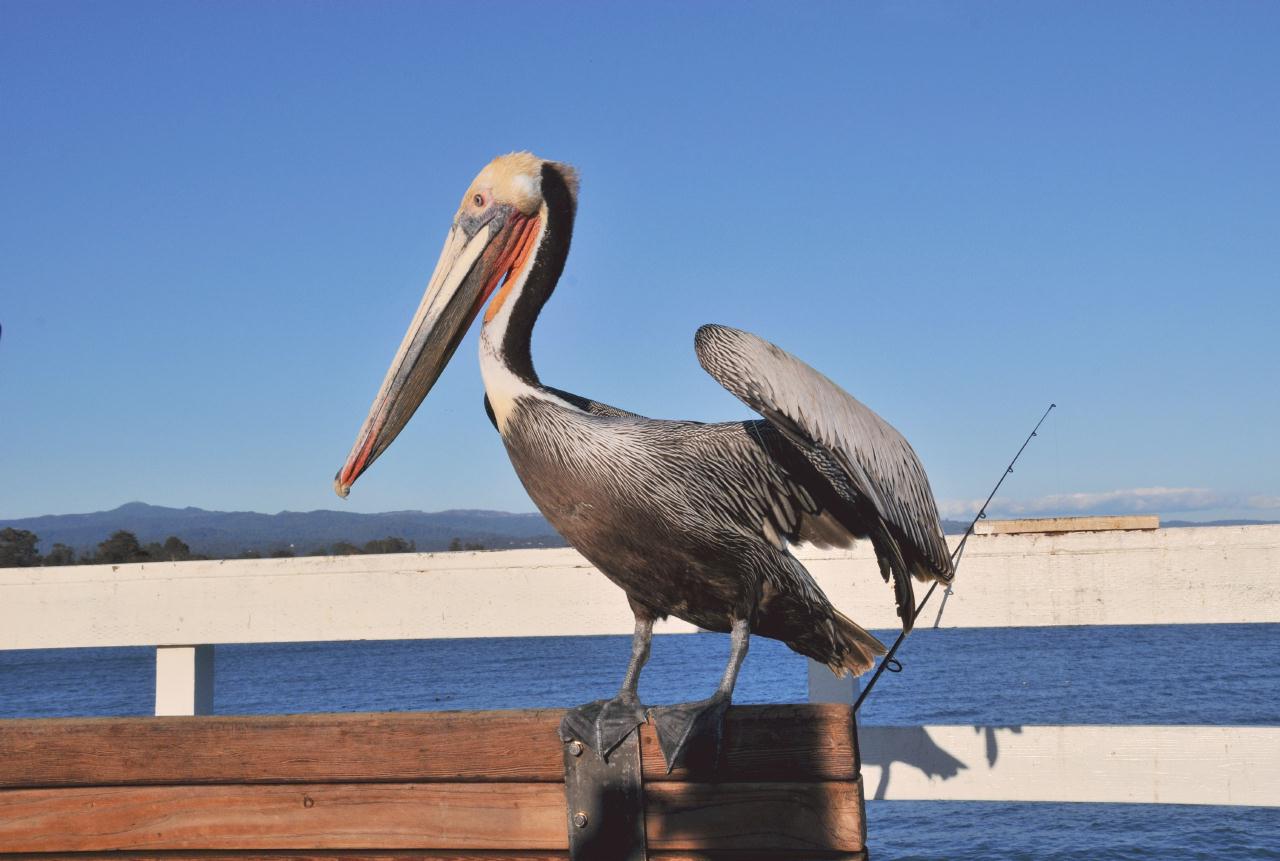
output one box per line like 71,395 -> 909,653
3,525 -> 1276,649
2,524 -> 1278,806
860,725 -> 1277,806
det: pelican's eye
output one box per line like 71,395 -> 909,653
472,193 -> 485,208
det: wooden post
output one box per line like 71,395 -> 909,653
154,644 -> 214,716
806,663 -> 868,861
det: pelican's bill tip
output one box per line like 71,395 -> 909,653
333,475 -> 352,499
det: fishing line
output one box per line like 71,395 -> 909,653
852,402 -> 1056,713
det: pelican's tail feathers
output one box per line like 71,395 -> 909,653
826,609 -> 887,678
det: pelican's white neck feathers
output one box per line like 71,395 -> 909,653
479,210 -> 580,433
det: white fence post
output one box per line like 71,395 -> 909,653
154,645 -> 214,716
807,658 -> 860,705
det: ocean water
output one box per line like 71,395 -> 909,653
2,624 -> 1278,860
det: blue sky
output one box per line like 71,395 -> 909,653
2,1 -> 1277,523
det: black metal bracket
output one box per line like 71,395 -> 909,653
561,725 -> 647,860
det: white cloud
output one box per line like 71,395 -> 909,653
938,487 -> 1280,520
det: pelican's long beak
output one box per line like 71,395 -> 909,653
334,207 -> 539,497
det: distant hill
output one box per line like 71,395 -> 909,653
0,502 -> 567,557
4,504 -> 1272,561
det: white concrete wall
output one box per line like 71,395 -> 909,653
2,525 -> 1277,650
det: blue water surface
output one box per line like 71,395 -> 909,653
2,624 -> 1277,859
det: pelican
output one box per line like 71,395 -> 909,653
336,153 -> 953,768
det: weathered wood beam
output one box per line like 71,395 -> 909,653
0,706 -> 859,788
0,780 -> 864,853
974,515 -> 1159,534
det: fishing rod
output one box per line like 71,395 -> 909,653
852,402 -> 1057,712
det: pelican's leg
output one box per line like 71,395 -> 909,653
650,617 -> 749,772
559,615 -> 653,759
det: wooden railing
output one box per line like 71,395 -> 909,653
2,523 -> 1279,809
0,706 -> 866,858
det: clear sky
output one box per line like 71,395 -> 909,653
2,1 -> 1277,523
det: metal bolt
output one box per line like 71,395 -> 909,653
573,811 -> 588,828
568,740 -> 584,757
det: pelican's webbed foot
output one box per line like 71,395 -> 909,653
649,690 -> 732,773
559,691 -> 648,760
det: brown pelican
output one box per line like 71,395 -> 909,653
335,153 -> 953,768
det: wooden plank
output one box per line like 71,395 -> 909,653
648,779 -> 863,853
3,525 -> 1277,648
0,705 -> 857,788
0,780 -> 863,852
859,724 -> 1280,806
974,515 -> 1159,534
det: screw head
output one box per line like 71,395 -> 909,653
573,811 -> 588,828
568,740 -> 584,757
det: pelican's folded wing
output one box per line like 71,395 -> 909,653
694,324 -> 953,630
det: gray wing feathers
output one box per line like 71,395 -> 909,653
695,324 -> 954,625
544,386 -> 648,420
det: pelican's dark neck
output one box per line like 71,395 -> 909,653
490,163 -> 576,385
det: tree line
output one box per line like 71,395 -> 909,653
0,528 -> 181,567
0,528 -> 486,568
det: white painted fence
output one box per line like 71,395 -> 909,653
2,524 -> 1278,806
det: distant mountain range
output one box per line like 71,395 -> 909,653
1,502 -> 567,557
2,504 -> 1272,560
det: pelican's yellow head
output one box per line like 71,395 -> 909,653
335,152 -> 578,497
460,151 -> 580,218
